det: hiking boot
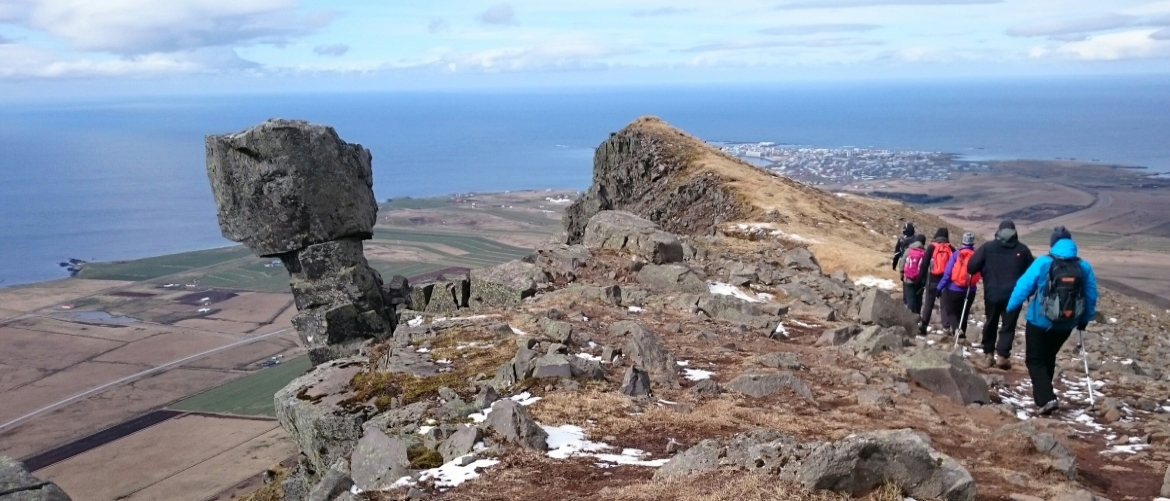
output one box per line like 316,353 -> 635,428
917,322 -> 927,336
983,353 -> 996,368
996,356 -> 1013,370
1038,399 -> 1060,416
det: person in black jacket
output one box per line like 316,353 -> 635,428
892,222 -> 917,270
967,219 -> 1034,369
916,227 -> 953,335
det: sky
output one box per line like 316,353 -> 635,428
1,0 -> 1169,97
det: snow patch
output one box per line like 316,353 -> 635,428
510,327 -> 527,336
407,316 -> 424,327
394,455 -> 501,489
775,322 -> 789,338
545,196 -> 572,204
576,353 -> 602,362
684,369 -> 714,381
543,425 -> 669,467
708,282 -> 761,303
628,306 -> 644,313
854,276 -> 897,291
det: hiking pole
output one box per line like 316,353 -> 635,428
1078,328 -> 1095,405
954,288 -> 973,350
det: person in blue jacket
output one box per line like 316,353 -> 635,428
936,232 -> 978,340
1007,226 -> 1098,416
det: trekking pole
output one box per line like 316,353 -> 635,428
954,287 -> 973,350
1078,328 -> 1095,405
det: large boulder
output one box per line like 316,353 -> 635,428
798,429 -> 975,501
274,358 -> 367,477
616,322 -> 680,387
581,211 -> 684,264
727,372 -> 815,402
486,400 -> 548,450
527,244 -> 592,283
469,260 -> 545,308
350,429 -> 410,491
897,350 -> 990,405
439,426 -> 483,463
0,456 -> 72,501
781,247 -> 822,274
846,326 -> 906,357
696,293 -> 786,328
620,367 -> 651,397
655,429 -> 806,481
637,264 -> 707,294
855,288 -> 919,337
205,119 -> 377,256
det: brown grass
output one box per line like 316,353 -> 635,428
600,472 -> 849,501
234,468 -> 286,501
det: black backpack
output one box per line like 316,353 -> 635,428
1043,256 -> 1084,323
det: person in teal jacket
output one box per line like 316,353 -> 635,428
1007,226 -> 1098,415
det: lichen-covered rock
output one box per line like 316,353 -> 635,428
350,429 -> 410,491
816,325 -> 861,347
486,400 -> 548,450
528,244 -> 592,282
205,119 -> 377,256
470,260 -> 544,308
581,211 -> 684,264
274,357 -> 366,477
727,372 -> 815,402
439,426 -> 483,463
637,264 -> 707,294
0,456 -> 72,501
798,429 -> 975,501
781,247 -> 822,274
855,288 -> 919,336
847,326 -> 906,357
654,429 -> 805,481
615,322 -> 680,387
897,349 -> 990,405
620,367 -> 651,397
994,421 -> 1077,479
532,354 -> 572,379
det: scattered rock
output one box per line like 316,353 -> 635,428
580,210 -> 684,264
847,326 -> 906,357
1049,489 -> 1113,501
688,379 -> 722,397
752,352 -> 803,370
620,367 -> 651,397
727,372 -> 815,402
816,325 -> 861,347
781,247 -> 822,274
897,349 -> 990,405
569,356 -> 606,380
274,357 -> 366,476
539,317 -> 574,344
856,390 -> 894,410
439,426 -> 482,463
486,400 -> 548,451
532,354 -> 572,379
1161,464 -> 1170,497
995,422 -> 1077,479
0,456 -> 73,501
798,429 -> 975,501
1009,494 -> 1045,501
855,288 -> 919,339
617,322 -> 680,386
350,429 -> 410,491
637,264 -> 707,294
527,244 -> 592,282
470,260 -> 545,308
307,461 -> 355,501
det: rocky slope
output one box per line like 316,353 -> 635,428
211,119 -> 1170,501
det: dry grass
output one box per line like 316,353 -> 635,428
601,472 -> 849,501
228,468 -> 285,501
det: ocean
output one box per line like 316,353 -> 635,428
2,77 -> 1168,287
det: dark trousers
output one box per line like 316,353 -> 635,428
942,288 -> 975,333
920,281 -> 944,330
981,297 -> 1021,357
903,282 -> 924,314
1024,322 -> 1073,407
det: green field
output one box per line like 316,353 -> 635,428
369,261 -> 451,280
170,355 -> 312,416
372,228 -> 532,268
78,246 -> 254,282
381,197 -> 455,210
193,261 -> 292,292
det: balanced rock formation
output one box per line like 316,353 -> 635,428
205,119 -> 396,363
0,456 -> 72,501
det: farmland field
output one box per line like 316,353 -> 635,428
169,356 -> 312,416
77,246 -> 254,282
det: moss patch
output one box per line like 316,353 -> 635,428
408,444 -> 445,469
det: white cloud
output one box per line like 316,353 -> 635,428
759,24 -> 881,35
428,17 -> 450,33
631,7 -> 690,17
386,42 -> 634,72
0,43 -> 255,78
1032,29 -> 1170,60
1007,15 -> 1136,39
477,3 -> 516,25
0,0 -> 330,55
313,44 -> 349,57
775,0 -> 1001,9
679,37 -> 882,52
1154,27 -> 1170,39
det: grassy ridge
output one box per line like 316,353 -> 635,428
77,246 -> 254,282
170,355 -> 313,416
372,228 -> 531,269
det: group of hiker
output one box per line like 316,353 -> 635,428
893,221 -> 1099,415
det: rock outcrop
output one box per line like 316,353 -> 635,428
898,349 -> 990,405
206,119 -> 395,363
0,456 -> 72,501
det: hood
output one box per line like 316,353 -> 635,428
1051,238 -> 1078,259
908,241 -> 924,249
932,236 -> 950,243
998,220 -> 1016,231
996,227 -> 1019,247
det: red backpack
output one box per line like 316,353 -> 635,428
929,244 -> 953,276
903,247 -> 925,282
950,248 -> 981,288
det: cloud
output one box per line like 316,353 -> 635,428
428,17 -> 450,33
631,7 -> 689,17
679,38 -> 882,52
1006,15 -> 1136,39
0,0 -> 331,55
0,34 -> 12,45
759,24 -> 880,35
384,43 -> 636,72
775,0 -> 1001,9
0,44 -> 258,79
1030,29 -> 1170,60
313,44 -> 349,57
477,3 -> 516,25
1155,27 -> 1170,40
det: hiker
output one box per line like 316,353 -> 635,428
936,232 -> 979,340
1007,226 -> 1098,415
917,227 -> 954,335
897,234 -> 928,313
968,220 -> 1034,369
892,222 -> 917,271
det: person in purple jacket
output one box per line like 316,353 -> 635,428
936,232 -> 979,340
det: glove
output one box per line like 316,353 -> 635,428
1077,321 -> 1088,331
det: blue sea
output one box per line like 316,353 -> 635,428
2,77 -> 1169,287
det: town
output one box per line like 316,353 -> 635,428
718,142 -> 990,184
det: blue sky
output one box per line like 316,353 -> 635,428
1,0 -> 1169,95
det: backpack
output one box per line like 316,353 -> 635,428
903,247 -> 925,282
1043,256 -> 1085,323
930,244 -> 953,276
950,248 -> 980,288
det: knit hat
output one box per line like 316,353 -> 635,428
902,222 -> 916,237
1050,226 -> 1072,246
914,234 -> 927,245
933,227 -> 949,240
961,232 -> 975,246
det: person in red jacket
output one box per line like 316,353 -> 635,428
916,227 -> 954,335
